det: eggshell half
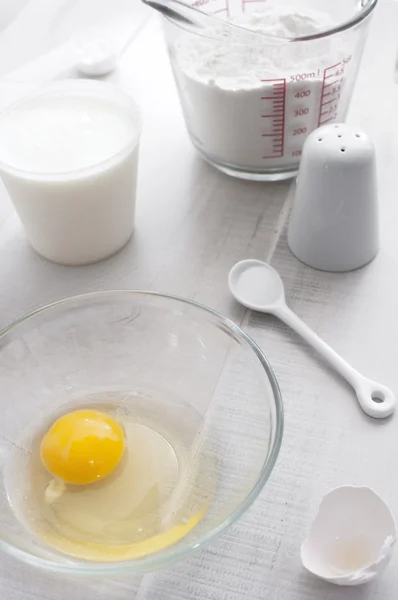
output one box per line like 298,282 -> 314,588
301,486 -> 396,585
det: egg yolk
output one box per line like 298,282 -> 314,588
40,409 -> 125,485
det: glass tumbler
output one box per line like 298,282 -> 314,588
163,0 -> 378,181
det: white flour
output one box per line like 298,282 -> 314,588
170,7 -> 346,173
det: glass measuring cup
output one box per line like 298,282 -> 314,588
162,0 -> 378,180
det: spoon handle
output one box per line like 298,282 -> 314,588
274,305 -> 395,419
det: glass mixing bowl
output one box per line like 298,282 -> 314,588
0,291 -> 283,575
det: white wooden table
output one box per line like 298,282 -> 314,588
1,1 -> 398,598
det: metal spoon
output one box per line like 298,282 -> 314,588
228,259 -> 395,419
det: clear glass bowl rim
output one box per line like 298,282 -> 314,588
0,290 -> 284,576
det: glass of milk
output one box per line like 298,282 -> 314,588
0,80 -> 142,265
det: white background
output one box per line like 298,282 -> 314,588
1,0 -> 398,598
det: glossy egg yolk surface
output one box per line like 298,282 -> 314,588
40,409 -> 125,485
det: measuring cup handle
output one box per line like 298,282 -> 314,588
355,379 -> 396,419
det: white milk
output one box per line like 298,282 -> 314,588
0,81 -> 142,265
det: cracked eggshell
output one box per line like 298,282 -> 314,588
301,486 -> 396,586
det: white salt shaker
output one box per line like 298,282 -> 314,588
288,123 -> 379,272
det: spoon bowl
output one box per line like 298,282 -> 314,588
229,260 -> 285,311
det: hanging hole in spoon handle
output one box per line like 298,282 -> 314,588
356,380 -> 395,419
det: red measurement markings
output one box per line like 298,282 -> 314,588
192,0 -> 211,7
213,7 -> 228,15
209,0 -> 230,16
261,79 -> 286,159
318,62 -> 344,127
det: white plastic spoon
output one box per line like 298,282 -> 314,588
228,259 -> 395,419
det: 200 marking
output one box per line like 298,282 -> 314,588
293,127 -> 307,136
